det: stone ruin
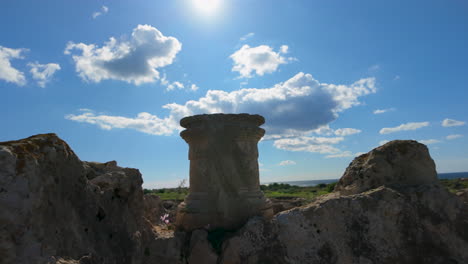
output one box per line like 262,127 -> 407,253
175,113 -> 273,231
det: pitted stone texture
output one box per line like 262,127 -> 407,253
335,140 -> 438,195
0,134 -> 184,264
220,185 -> 468,264
176,114 -> 273,231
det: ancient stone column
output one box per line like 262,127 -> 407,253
175,113 -> 273,231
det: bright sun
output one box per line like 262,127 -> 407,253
192,0 -> 222,15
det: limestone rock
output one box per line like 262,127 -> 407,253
456,188 -> 468,203
0,134 -> 183,264
220,185 -> 468,263
143,194 -> 162,225
335,140 -> 438,195
187,230 -> 218,264
176,114 -> 273,231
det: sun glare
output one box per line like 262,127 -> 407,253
192,0 -> 222,15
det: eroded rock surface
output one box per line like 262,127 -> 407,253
0,134 -> 184,264
335,140 -> 438,195
2,134 -> 467,264
220,184 -> 468,264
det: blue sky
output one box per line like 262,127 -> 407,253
1,0 -> 467,187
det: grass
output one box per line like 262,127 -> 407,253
144,182 -> 338,201
439,178 -> 468,193
143,178 -> 468,201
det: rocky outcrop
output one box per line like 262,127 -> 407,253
0,134 -> 184,264
2,134 -> 467,264
219,185 -> 468,264
335,140 -> 438,195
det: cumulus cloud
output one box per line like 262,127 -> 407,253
240,32 -> 254,41
334,128 -> 361,136
278,160 -> 296,166
379,122 -> 429,134
373,108 -> 395,114
0,45 -> 27,85
92,5 -> 109,19
67,72 -> 376,154
446,134 -> 463,140
442,118 -> 465,127
64,24 -> 182,85
27,62 -> 61,87
419,139 -> 441,145
230,44 -> 294,78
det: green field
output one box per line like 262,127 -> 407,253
144,182 -> 337,201
144,178 -> 468,201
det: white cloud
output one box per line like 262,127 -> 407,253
334,128 -> 361,136
279,45 -> 289,54
354,152 -> 367,157
373,108 -> 395,114
325,151 -> 353,158
0,45 -> 27,86
64,24 -> 181,85
66,72 -> 376,155
167,81 -> 184,91
442,118 -> 465,127
65,111 -> 177,135
273,136 -> 344,154
230,44 -> 294,78
240,32 -> 254,41
27,62 -> 61,87
419,139 -> 441,145
92,5 -> 109,19
190,84 -> 199,91
446,134 -> 463,140
278,160 -> 296,166
379,122 -> 429,134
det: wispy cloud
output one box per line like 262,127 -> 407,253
379,121 -> 429,134
0,45 -> 27,86
64,25 -> 181,85
419,139 -> 441,145
325,151 -> 353,158
273,136 -> 344,154
65,111 -> 177,136
446,134 -> 463,140
230,44 -> 295,78
28,62 -> 60,87
278,160 -> 296,166
92,5 -> 109,19
240,32 -> 254,41
442,118 -> 465,127
334,128 -> 361,136
373,108 -> 395,114
368,64 -> 380,72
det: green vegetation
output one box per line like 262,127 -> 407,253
144,187 -> 188,200
439,178 -> 468,193
260,182 -> 336,201
144,182 -> 338,201
143,178 -> 468,201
